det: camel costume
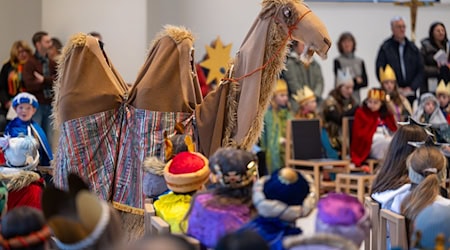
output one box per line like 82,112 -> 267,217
52,0 -> 331,240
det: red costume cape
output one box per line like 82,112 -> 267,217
350,106 -> 397,166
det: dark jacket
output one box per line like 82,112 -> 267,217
23,53 -> 57,105
376,36 -> 424,91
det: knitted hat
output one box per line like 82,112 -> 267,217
315,193 -> 370,246
209,148 -> 258,189
0,136 -> 40,171
275,78 -> 288,94
336,68 -> 353,87
379,64 -> 396,82
292,86 -> 316,105
12,92 -> 39,109
412,202 -> 450,249
435,80 -> 450,96
253,168 -> 310,222
163,151 -> 210,193
367,88 -> 386,101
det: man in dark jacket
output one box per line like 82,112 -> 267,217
23,31 -> 57,150
376,16 -> 424,106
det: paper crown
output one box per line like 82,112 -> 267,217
379,64 -> 396,82
12,92 -> 39,109
164,151 -> 210,193
209,148 -> 258,189
253,168 -> 310,222
367,88 -> 386,101
292,86 -> 316,105
435,80 -> 450,96
275,78 -> 288,94
336,68 -> 353,87
42,174 -> 121,249
315,193 -> 370,246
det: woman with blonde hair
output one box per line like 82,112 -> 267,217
401,146 -> 450,242
0,40 -> 33,129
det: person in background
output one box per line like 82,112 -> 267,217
284,40 -> 324,113
47,37 -> 62,62
334,32 -> 368,104
321,68 -> 357,159
216,230 -> 270,250
379,64 -> 412,123
22,31 -> 57,150
376,16 -> 424,106
420,22 -> 450,92
293,85 -> 318,119
260,78 -> 292,173
371,121 -> 429,213
413,93 -> 449,143
0,40 -> 33,129
435,80 -> 450,122
351,88 -> 397,169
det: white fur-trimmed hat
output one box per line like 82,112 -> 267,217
12,92 -> 39,109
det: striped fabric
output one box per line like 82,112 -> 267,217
54,104 -> 195,214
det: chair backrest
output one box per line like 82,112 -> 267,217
150,215 -> 170,234
144,198 -> 155,234
287,119 -> 322,160
379,208 -> 408,250
341,116 -> 354,160
364,196 -> 380,250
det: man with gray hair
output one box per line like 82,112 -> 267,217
375,16 -> 424,106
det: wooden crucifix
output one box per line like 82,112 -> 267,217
394,0 -> 434,42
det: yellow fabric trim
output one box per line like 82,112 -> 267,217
112,202 -> 144,215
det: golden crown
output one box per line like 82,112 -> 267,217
292,85 -> 315,105
367,88 -> 386,101
275,78 -> 288,94
435,80 -> 450,96
379,64 -> 396,82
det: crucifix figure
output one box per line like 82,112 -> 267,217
394,0 -> 433,42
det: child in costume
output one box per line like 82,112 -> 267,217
238,168 -> 313,250
0,206 -> 52,250
283,193 -> 370,250
0,135 -> 45,210
4,92 -> 53,166
321,68 -> 357,159
41,173 -> 124,250
143,127 -> 195,199
185,147 -> 257,249
292,85 -> 318,119
351,88 -> 397,168
260,78 -> 293,173
413,92 -> 450,143
153,151 -> 210,233
435,79 -> 450,123
379,64 -> 412,123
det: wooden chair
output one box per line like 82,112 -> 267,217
285,119 -> 350,200
379,209 -> 408,250
144,198 -> 155,233
335,173 -> 375,203
364,196 -> 380,250
342,117 -> 379,173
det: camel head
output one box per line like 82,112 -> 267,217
263,0 -> 331,63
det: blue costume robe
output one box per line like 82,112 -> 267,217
4,118 -> 53,166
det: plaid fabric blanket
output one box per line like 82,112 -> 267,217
53,104 -> 195,215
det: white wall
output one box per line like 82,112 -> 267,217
0,0 -> 41,63
41,0 -> 147,83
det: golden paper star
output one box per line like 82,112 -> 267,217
200,37 -> 232,85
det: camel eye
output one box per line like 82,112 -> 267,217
283,7 -> 291,19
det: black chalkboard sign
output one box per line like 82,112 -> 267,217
290,119 -> 323,160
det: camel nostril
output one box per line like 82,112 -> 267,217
323,37 -> 332,49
